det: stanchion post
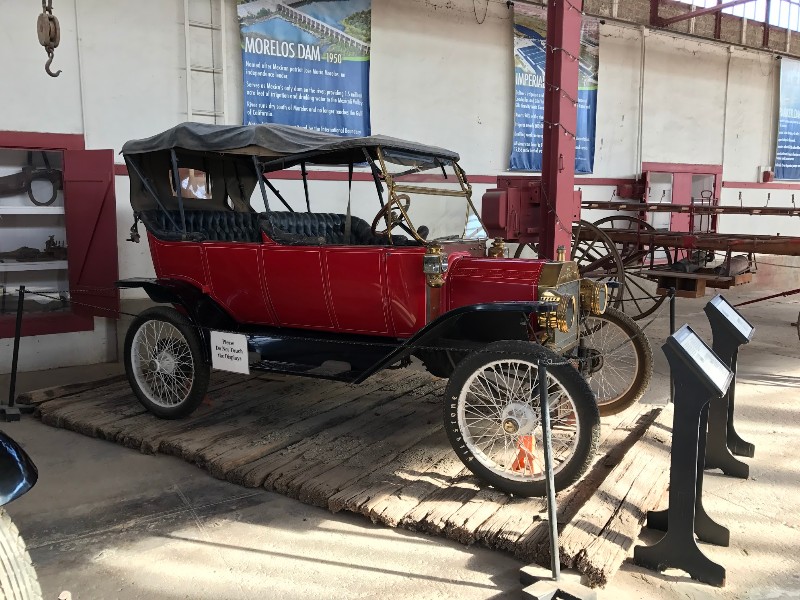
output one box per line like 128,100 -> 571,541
539,361 -> 560,582
669,287 -> 676,404
2,286 -> 25,422
519,360 -> 596,600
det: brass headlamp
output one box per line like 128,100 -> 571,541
538,290 -> 577,333
580,279 -> 609,315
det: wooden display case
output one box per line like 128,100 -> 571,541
0,132 -> 119,338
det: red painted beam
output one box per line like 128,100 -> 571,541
723,180 -> 800,190
575,177 -> 638,186
115,164 -> 642,188
0,131 -> 85,151
642,161 -> 723,174
658,0 -> 754,26
540,0 -> 583,259
114,162 -> 499,184
651,0 -> 660,26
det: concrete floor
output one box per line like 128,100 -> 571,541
0,288 -> 798,599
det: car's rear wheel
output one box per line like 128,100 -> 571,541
0,508 -> 41,600
124,306 -> 210,419
575,307 -> 653,416
443,341 -> 599,497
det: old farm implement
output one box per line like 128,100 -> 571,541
575,201 -> 800,320
482,170 -> 800,321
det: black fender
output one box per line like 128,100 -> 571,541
0,432 -> 37,506
116,278 -> 239,332
355,301 -> 556,382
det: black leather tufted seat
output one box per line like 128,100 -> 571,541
140,210 -> 263,243
140,209 -> 416,246
264,212 -> 412,246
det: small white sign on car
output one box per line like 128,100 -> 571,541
210,331 -> 250,375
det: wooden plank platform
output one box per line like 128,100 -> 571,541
32,369 -> 669,583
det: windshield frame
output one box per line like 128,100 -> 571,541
374,146 -> 487,245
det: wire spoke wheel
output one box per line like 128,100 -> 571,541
576,307 -> 653,416
444,341 -> 599,497
593,216 -> 674,320
132,321 -> 195,407
460,360 -> 579,480
124,306 -> 210,419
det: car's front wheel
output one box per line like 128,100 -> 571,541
124,306 -> 210,419
443,341 -> 600,497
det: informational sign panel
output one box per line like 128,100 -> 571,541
709,295 -> 754,341
210,331 -> 250,375
673,325 -> 732,396
776,58 -> 800,180
238,0 -> 371,136
509,4 -> 598,173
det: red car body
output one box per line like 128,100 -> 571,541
147,234 -> 545,337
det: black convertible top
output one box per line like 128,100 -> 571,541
121,122 -> 460,165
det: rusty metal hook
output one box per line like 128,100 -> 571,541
44,49 -> 61,78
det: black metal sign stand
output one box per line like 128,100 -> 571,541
703,295 -> 755,477
633,325 -> 732,588
0,287 -> 26,422
520,361 -> 595,600
646,400 -> 730,547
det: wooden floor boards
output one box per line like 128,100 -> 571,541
33,369 -> 669,586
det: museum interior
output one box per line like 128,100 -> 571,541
1,0 -> 799,598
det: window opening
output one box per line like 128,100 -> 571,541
169,168 -> 211,200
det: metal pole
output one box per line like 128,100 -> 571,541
539,360 -> 560,581
7,286 -> 25,409
669,287 -> 676,404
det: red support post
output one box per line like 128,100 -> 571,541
651,0 -> 661,26
540,0 -> 582,259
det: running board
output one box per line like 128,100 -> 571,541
251,359 -> 355,379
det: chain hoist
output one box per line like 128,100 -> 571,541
37,0 -> 61,77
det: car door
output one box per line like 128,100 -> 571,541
323,245 -> 391,335
261,242 -> 336,329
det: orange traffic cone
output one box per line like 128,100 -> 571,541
511,435 -> 536,473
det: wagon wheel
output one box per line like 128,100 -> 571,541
593,216 -> 674,321
570,220 -> 625,311
512,221 -> 625,312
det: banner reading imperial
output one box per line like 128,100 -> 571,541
510,5 -> 599,173
776,58 -> 800,180
238,0 -> 371,136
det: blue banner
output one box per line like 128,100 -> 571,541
238,0 -> 371,136
776,58 -> 800,180
510,5 -> 598,173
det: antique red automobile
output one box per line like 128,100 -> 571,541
117,123 -> 651,497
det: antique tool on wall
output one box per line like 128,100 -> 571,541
0,236 -> 67,262
37,0 -> 61,77
0,152 -> 62,206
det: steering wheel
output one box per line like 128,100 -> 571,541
371,194 -> 412,237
